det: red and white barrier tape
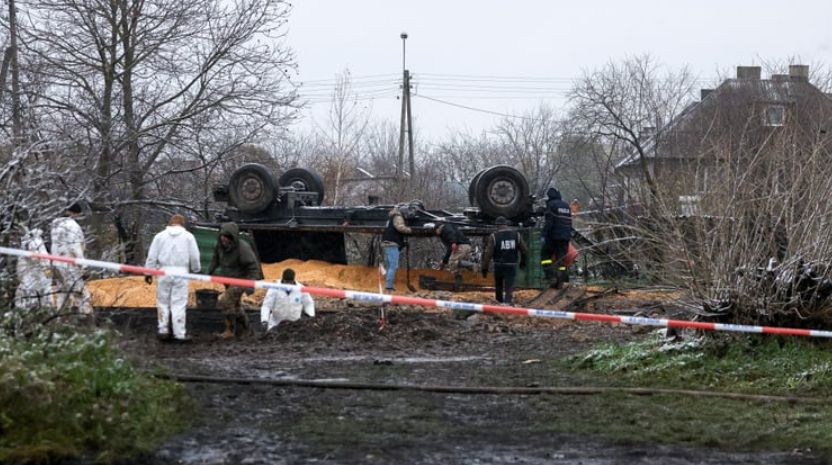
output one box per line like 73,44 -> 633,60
3,245 -> 832,339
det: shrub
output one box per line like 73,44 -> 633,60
0,323 -> 189,464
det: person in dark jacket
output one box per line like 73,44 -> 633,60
208,222 -> 263,339
432,222 -> 472,288
380,205 -> 413,291
541,187 -> 572,289
481,216 -> 527,305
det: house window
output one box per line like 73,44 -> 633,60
764,105 -> 786,127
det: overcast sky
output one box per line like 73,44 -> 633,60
287,0 -> 831,141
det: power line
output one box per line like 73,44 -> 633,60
415,94 -> 542,120
297,73 -> 399,84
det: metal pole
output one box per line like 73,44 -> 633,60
405,70 -> 415,191
396,32 -> 408,183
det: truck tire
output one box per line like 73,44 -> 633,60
474,165 -> 530,219
228,163 -> 277,214
279,168 -> 325,205
468,168 -> 487,206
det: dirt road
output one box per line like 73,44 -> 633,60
106,300 -> 824,465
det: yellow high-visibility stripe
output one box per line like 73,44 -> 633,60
540,259 -> 552,265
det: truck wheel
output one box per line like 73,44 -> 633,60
474,165 -> 530,219
228,163 -> 277,214
468,168 -> 487,206
279,168 -> 325,205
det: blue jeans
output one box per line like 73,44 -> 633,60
384,245 -> 400,289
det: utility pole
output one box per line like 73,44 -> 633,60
396,32 -> 415,192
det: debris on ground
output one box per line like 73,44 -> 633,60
87,259 -> 492,308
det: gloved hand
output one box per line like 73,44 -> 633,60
244,287 -> 255,296
451,243 -> 459,253
519,259 -> 527,269
144,275 -> 153,285
481,268 -> 488,278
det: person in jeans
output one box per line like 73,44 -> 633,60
380,205 -> 413,291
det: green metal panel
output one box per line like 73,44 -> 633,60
515,228 -> 545,289
192,225 -> 219,274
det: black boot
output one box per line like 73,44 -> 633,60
558,267 -> 569,287
454,273 -> 463,291
542,264 -> 554,281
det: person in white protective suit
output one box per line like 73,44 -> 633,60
260,268 -> 315,332
144,214 -> 202,342
14,227 -> 54,309
50,202 -> 93,314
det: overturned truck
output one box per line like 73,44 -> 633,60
195,163 -> 549,286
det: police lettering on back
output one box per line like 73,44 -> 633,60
499,239 -> 516,251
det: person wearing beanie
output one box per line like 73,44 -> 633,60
260,267 -> 315,332
50,201 -> 93,314
481,216 -> 527,305
145,213 -> 201,342
541,187 -> 573,289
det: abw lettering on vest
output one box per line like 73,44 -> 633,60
500,239 -> 516,250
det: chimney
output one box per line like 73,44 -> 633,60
700,89 -> 714,100
736,66 -> 761,80
789,64 -> 809,81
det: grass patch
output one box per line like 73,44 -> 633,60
570,332 -> 832,396
553,332 -> 832,457
0,327 -> 190,464
528,391 -> 832,454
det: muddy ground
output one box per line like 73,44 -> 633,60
102,290 -> 827,465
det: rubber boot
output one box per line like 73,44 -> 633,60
558,267 -> 569,288
239,313 -> 252,336
222,317 -> 234,340
542,264 -> 554,281
453,273 -> 463,291
550,274 -> 562,289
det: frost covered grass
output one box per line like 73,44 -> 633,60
571,331 -> 832,395
0,321 -> 189,464
553,332 -> 832,456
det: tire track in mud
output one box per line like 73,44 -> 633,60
102,307 -> 826,465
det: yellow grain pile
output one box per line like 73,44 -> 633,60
87,259 -> 490,308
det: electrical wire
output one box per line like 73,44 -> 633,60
415,94 -> 543,120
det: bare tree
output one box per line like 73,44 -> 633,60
494,105 -> 564,198
311,69 -> 371,206
16,0 -> 299,262
568,56 -> 832,328
569,54 -> 697,203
